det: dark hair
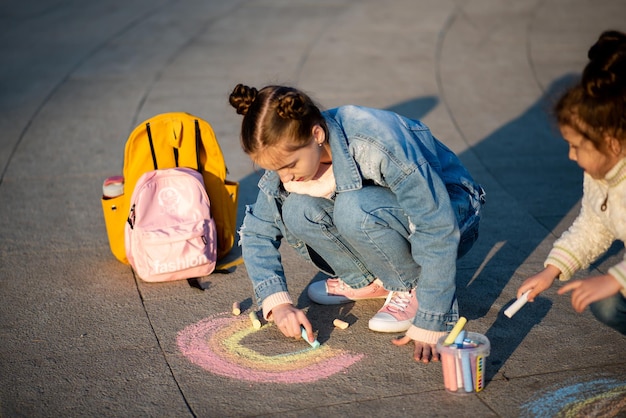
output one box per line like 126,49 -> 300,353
228,84 -> 326,156
555,30 -> 626,149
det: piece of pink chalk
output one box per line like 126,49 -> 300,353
441,352 -> 458,392
455,356 -> 464,390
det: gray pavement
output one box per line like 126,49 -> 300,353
2,0 -> 626,416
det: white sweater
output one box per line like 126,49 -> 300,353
546,158 -> 626,296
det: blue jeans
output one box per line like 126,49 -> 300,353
589,293 -> 626,335
282,183 -> 483,330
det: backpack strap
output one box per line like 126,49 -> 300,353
195,119 -> 203,173
145,118 -> 202,171
145,122 -> 158,170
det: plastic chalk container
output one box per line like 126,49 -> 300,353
436,332 -> 490,394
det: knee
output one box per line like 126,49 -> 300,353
589,296 -> 623,329
282,194 -> 331,236
457,225 -> 479,259
333,194 -> 365,236
334,189 -> 405,237
282,195 -> 304,232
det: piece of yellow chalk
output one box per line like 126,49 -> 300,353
248,311 -> 261,329
333,319 -> 349,329
443,316 -> 467,346
232,301 -> 241,316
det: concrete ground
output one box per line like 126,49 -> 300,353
1,0 -> 626,416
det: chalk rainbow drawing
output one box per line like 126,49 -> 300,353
177,313 -> 364,383
521,378 -> 626,417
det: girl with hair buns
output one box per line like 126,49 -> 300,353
517,30 -> 626,334
229,83 -> 485,362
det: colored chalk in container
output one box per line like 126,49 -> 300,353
333,319 -> 349,329
300,327 -> 320,349
454,330 -> 466,347
455,356 -> 464,390
443,317 -> 467,346
248,311 -> 261,329
461,351 -> 474,392
437,332 -> 491,395
441,352 -> 458,392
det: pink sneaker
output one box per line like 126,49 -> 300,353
307,278 -> 388,305
368,290 -> 418,333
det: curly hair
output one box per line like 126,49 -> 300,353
555,30 -> 626,149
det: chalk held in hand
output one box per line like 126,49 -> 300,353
333,319 -> 349,329
443,317 -> 467,346
232,301 -> 241,316
300,326 -> 320,349
504,290 -> 530,318
249,311 -> 261,329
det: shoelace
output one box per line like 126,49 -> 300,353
383,291 -> 413,313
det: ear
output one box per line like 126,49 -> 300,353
607,135 -> 623,156
312,124 -> 325,145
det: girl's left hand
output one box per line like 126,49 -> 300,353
557,274 -> 622,312
392,336 -> 439,363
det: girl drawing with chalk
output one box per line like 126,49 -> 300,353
229,83 -> 485,362
517,30 -> 626,335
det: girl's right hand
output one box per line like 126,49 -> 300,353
518,265 -> 561,301
270,303 -> 314,342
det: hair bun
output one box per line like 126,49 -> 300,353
583,30 -> 626,99
588,30 -> 626,61
584,68 -> 622,98
276,91 -> 308,120
229,84 -> 258,115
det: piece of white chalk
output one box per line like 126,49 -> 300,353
504,290 -> 530,318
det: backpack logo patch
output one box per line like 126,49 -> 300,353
158,187 -> 181,210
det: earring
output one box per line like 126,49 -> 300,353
318,142 -> 323,147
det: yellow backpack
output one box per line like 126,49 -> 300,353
102,112 -> 239,268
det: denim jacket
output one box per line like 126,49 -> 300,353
240,105 -> 481,331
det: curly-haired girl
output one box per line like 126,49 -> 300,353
518,30 -> 626,334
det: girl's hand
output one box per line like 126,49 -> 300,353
270,303 -> 314,342
557,274 -> 622,313
392,336 -> 439,363
518,265 -> 561,301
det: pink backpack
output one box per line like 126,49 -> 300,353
125,167 -> 217,282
